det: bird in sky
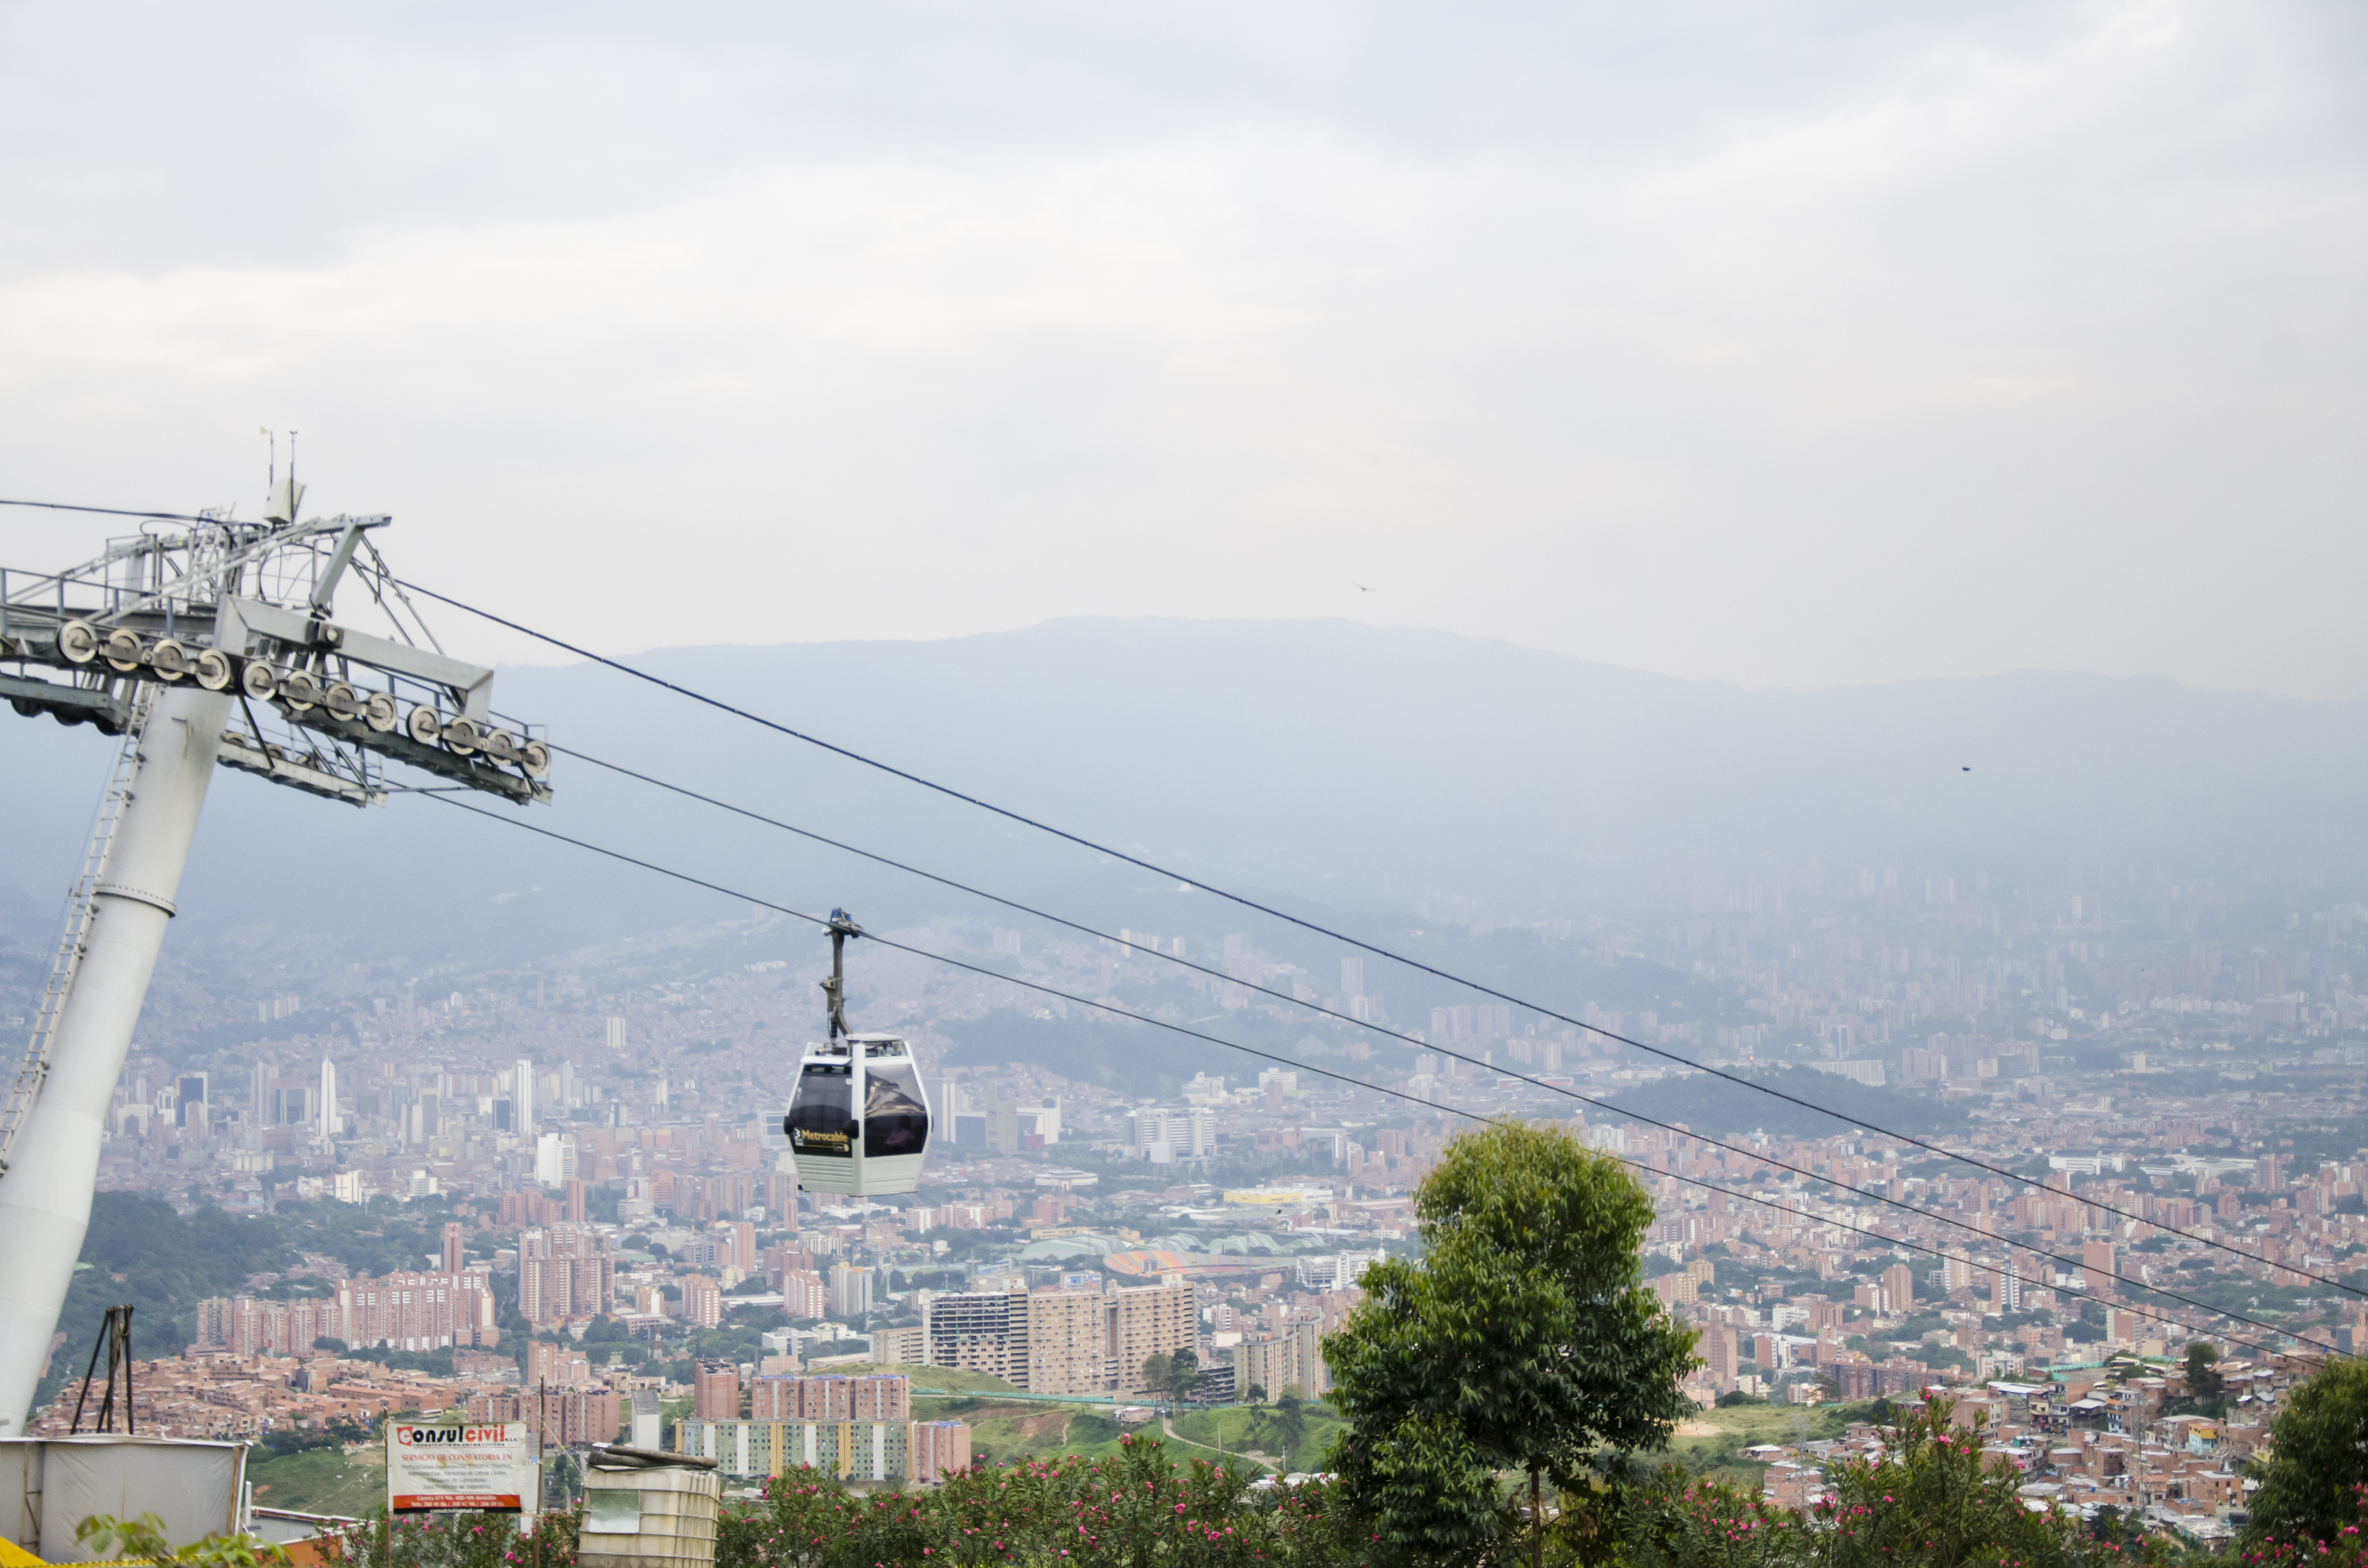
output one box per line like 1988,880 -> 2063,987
1352,582 -> 1373,593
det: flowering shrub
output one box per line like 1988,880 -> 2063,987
1600,1469 -> 1812,1568
720,1434 -> 1365,1568
317,1505 -> 579,1568
2241,1482 -> 2368,1568
1581,1397 -> 2180,1568
1816,1396 -> 2150,1568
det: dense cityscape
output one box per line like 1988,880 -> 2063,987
4,845 -> 2360,1532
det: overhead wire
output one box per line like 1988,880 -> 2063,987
420,790 -> 2317,1364
0,499 -> 213,522
0,497 -> 2332,1336
399,578 -> 2368,1305
547,739 -> 2325,1351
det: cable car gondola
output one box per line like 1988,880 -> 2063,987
783,910 -> 931,1196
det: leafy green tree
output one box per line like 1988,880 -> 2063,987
1325,1121 -> 1698,1568
2182,1341 -> 2222,1410
2248,1358 -> 2368,1548
1170,1347 -> 1202,1403
1244,1382 -> 1268,1405
1267,1389 -> 1308,1466
78,1513 -> 289,1568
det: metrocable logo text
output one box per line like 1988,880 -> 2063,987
396,1426 -> 513,1445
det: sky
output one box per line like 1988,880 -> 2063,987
1,2 -> 2364,696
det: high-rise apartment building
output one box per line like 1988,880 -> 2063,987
750,1374 -> 799,1421
906,1419 -> 971,1483
527,1340 -> 594,1387
675,1417 -> 966,1482
197,1267 -> 498,1355
921,1282 -> 1196,1396
514,1056 -> 536,1134
318,1058 -> 338,1141
440,1222 -> 465,1276
1230,1319 -> 1328,1400
1703,1325 -> 1740,1390
751,1373 -> 912,1421
1125,1106 -> 1214,1161
518,1226 -> 617,1325
1024,1290 -> 1107,1398
693,1358 -> 739,1420
726,1221 -> 757,1273
829,1261 -> 873,1320
1107,1281 -> 1197,1394
778,1269 -> 828,1321
468,1386 -> 621,1447
925,1288 -> 1027,1386
1992,1255 -> 2023,1312
681,1274 -> 722,1328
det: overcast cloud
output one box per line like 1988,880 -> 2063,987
2,2 -> 2363,694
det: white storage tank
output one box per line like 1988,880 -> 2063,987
578,1457 -> 719,1568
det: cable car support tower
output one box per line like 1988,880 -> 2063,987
0,476 -> 551,1434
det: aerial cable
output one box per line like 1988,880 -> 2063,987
419,791 -> 2322,1364
0,498 -> 214,522
545,739 -> 2324,1342
404,580 -> 2364,1304
0,494 -> 2326,1344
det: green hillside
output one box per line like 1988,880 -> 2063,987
873,1363 -> 1027,1398
247,1444 -> 386,1519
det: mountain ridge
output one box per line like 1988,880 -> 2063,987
2,616 -> 2361,967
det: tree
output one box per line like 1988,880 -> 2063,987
1325,1121 -> 1698,1568
1244,1382 -> 1268,1406
2183,1340 -> 2222,1408
2248,1358 -> 2368,1548
1269,1389 -> 1308,1465
1169,1347 -> 1201,1404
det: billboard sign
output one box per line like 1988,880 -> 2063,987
387,1422 -> 538,1514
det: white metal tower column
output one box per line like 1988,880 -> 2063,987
0,685 -> 230,1432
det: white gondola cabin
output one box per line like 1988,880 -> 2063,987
783,1032 -> 931,1196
